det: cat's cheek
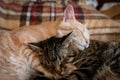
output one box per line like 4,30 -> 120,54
74,42 -> 85,50
78,46 -> 85,50
57,30 -> 63,37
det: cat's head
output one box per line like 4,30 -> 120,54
57,5 -> 90,50
29,32 -> 74,74
28,32 -> 73,68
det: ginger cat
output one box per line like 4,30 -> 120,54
0,5 -> 89,80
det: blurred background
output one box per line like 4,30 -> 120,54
86,0 -> 120,22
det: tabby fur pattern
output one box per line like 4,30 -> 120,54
33,40 -> 120,80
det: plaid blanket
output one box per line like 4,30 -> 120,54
21,1 -> 65,26
0,0 -> 22,29
0,0 -> 86,29
0,0 -> 120,41
20,1 -> 85,26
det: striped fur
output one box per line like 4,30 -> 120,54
29,32 -> 76,77
63,40 -> 120,80
32,40 -> 120,80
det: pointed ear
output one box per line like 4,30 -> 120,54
28,43 -> 43,55
63,5 -> 75,22
60,32 -> 73,48
60,32 -> 72,43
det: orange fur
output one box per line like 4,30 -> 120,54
0,5 -> 90,80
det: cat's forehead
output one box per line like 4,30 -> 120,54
60,20 -> 87,32
73,21 -> 87,31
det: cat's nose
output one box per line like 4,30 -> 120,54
85,40 -> 90,48
86,40 -> 90,45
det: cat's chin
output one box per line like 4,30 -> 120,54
77,44 -> 89,50
78,46 -> 85,50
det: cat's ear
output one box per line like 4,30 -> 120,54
60,31 -> 72,42
60,32 -> 73,47
28,43 -> 43,55
63,5 -> 75,22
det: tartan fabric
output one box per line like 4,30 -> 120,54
31,0 -> 71,3
0,0 -> 23,29
20,1 -> 63,26
30,0 -> 86,4
20,1 -> 85,26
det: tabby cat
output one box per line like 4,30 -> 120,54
0,5 -> 89,80
32,39 -> 120,80
29,32 -> 77,78
63,40 -> 120,80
